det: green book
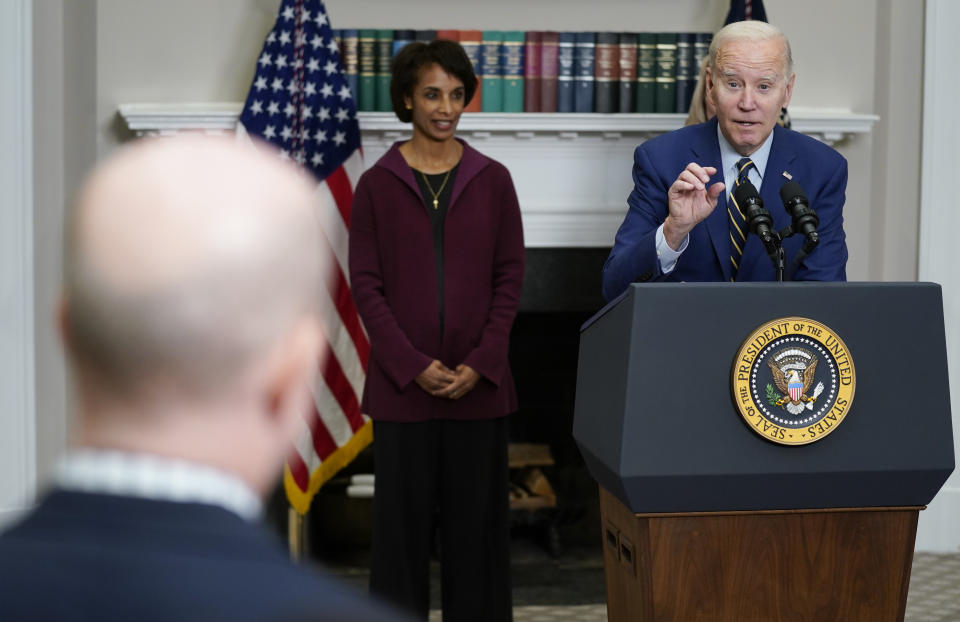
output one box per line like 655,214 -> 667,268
481,30 -> 504,112
358,29 -> 377,112
501,30 -> 525,112
375,29 -> 393,112
635,32 -> 656,113
655,32 -> 678,113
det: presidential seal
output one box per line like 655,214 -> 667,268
732,317 -> 855,445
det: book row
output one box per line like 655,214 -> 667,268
332,29 -> 713,115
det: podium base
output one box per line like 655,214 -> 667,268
599,486 -> 920,622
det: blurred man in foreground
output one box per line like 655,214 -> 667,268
0,136 -> 406,621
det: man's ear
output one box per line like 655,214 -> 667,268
57,294 -> 73,356
263,317 -> 323,435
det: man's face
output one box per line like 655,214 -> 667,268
707,37 -> 794,156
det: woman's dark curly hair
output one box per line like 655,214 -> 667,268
390,39 -> 478,123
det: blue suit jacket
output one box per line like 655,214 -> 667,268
0,490 -> 409,622
602,118 -> 848,301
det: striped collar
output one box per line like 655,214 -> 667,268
55,449 -> 263,521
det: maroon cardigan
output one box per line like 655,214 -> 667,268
348,140 -> 525,422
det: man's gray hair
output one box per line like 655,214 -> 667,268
709,21 -> 793,79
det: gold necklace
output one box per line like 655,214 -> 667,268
420,168 -> 452,210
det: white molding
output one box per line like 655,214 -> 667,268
0,0 -> 36,526
118,104 -> 877,248
119,103 -> 877,145
917,0 -> 960,553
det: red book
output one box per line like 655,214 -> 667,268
540,31 -> 559,112
594,32 -> 619,113
459,30 -> 483,113
524,31 -> 542,112
436,29 -> 459,42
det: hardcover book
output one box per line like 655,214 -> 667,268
415,29 -> 437,42
436,29 -> 459,41
481,30 -> 504,112
540,31 -> 560,113
594,32 -> 619,114
460,30 -> 484,112
574,32 -> 596,113
376,29 -> 394,112
635,32 -> 656,113
342,29 -> 360,107
392,29 -> 415,57
502,31 -> 525,113
524,31 -> 543,112
618,32 -> 638,113
675,32 -> 696,114
557,32 -> 576,113
655,32 -> 678,113
358,29 -> 377,112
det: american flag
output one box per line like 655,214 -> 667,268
237,0 -> 371,515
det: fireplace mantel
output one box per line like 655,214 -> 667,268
118,104 -> 877,247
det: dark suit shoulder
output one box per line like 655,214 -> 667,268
774,124 -> 847,166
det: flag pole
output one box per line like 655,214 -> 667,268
288,507 -> 305,561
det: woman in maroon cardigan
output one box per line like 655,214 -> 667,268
348,40 -> 524,621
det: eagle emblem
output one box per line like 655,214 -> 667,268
767,348 -> 825,415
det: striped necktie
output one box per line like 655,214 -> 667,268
728,157 -> 756,281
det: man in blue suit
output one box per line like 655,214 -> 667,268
0,136 -> 408,621
602,21 -> 848,301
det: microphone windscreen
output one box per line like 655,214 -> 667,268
779,180 -> 807,203
733,178 -> 760,207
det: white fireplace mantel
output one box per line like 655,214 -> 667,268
118,103 -> 877,247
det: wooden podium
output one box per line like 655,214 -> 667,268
574,283 -> 955,622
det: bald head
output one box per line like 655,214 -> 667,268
65,135 -> 323,399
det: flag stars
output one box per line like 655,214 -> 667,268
318,107 -> 331,121
300,8 -> 311,22
276,54 -> 288,69
266,31 -> 277,44
294,150 -> 306,165
307,58 -> 320,73
258,52 -> 272,67
302,105 -> 313,119
326,38 -> 339,55
263,125 -> 277,139
271,78 -> 284,92
320,83 -> 334,98
333,131 -> 346,146
323,60 -> 338,75
254,76 -> 268,91
336,107 -> 351,123
315,12 -> 328,27
311,35 -> 324,49
338,85 -> 352,101
305,82 -> 317,97
284,103 -> 296,117
296,32 -> 308,47
281,6 -> 294,20
287,81 -> 298,96
311,153 -> 324,167
250,100 -> 263,115
279,30 -> 291,45
281,126 -> 293,140
267,101 -> 280,115
315,129 -> 328,143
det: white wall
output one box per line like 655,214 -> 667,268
0,0 -> 35,529
916,0 -> 960,553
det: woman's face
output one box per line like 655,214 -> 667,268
404,63 -> 465,143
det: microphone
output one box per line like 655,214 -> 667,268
733,179 -> 775,245
779,181 -> 819,249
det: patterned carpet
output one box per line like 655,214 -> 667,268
428,552 -> 960,622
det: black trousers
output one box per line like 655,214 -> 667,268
370,418 -> 512,621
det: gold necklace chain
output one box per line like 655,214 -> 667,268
419,168 -> 452,210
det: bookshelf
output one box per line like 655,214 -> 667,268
118,103 -> 877,247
